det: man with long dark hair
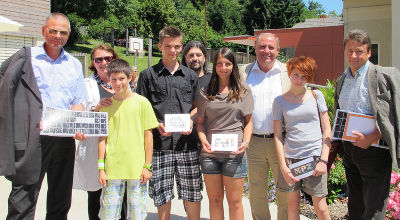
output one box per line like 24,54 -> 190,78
182,41 -> 211,89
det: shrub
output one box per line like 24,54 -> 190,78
243,171 -> 277,203
326,156 -> 347,204
65,13 -> 88,47
386,170 -> 400,219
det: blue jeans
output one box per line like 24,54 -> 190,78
200,156 -> 247,178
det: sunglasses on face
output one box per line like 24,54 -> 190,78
94,56 -> 113,63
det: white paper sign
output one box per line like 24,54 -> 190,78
164,114 -> 191,132
288,157 -> 316,180
41,106 -> 108,137
332,109 -> 388,149
211,134 -> 238,151
345,115 -> 376,138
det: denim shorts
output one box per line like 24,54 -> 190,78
200,156 -> 247,178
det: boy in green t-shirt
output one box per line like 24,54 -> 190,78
97,59 -> 159,219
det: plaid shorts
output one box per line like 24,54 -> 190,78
99,180 -> 147,220
149,150 -> 203,207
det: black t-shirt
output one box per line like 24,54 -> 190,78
198,72 -> 211,90
137,60 -> 200,151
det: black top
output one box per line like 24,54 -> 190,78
137,60 -> 200,151
198,72 -> 211,90
98,84 -> 114,99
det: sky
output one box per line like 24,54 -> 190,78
304,0 -> 343,15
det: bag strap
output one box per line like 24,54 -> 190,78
311,89 -> 322,130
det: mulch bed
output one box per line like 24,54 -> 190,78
300,197 -> 349,220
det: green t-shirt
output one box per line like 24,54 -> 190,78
100,94 -> 158,179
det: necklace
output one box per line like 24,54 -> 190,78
94,73 -> 112,89
290,93 -> 305,99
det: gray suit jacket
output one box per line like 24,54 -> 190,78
239,60 -> 291,94
334,64 -> 400,169
0,47 -> 43,184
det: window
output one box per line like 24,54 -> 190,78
278,47 -> 295,62
369,44 -> 379,65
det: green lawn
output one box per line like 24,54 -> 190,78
67,40 -> 161,74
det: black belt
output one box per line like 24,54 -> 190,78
252,133 -> 274,139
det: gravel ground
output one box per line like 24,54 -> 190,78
300,198 -> 349,220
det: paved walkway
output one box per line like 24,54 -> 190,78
1,176 -> 309,219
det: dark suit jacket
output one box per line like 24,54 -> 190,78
334,64 -> 400,169
0,47 -> 43,184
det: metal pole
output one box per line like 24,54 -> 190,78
247,46 -> 250,63
103,27 -> 106,43
134,50 -> 137,66
204,0 -> 207,48
111,28 -> 115,48
126,28 -> 129,56
148,36 -> 152,68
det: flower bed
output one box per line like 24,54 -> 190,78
386,170 -> 400,220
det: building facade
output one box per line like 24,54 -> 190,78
0,0 -> 49,64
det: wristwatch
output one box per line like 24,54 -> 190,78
143,164 -> 153,172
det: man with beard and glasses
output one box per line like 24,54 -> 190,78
182,41 -> 211,89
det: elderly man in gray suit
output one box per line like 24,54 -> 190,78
239,33 -> 289,220
334,29 -> 400,220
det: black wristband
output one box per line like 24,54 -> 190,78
318,158 -> 329,165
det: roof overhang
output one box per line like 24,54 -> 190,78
0,15 -> 23,33
222,35 -> 256,47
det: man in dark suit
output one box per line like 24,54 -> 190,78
0,13 -> 87,220
334,29 -> 400,220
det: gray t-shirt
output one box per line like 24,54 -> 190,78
272,90 -> 327,159
197,85 -> 254,158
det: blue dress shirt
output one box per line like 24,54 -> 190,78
31,45 -> 88,110
338,61 -> 373,115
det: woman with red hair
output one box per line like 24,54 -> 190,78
272,56 -> 332,219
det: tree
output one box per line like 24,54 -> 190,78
207,0 -> 245,35
307,0 -> 326,16
300,0 -> 328,21
243,0 -> 305,34
328,10 -> 339,18
51,0 -> 107,20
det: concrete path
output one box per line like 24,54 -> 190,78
1,176 -> 310,219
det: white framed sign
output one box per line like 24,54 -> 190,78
41,107 -> 108,137
288,157 -> 316,180
164,114 -> 191,132
211,134 -> 238,152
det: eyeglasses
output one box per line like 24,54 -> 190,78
94,56 -> 113,63
48,29 -> 69,36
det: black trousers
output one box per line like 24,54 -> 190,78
343,141 -> 392,220
7,136 -> 75,220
